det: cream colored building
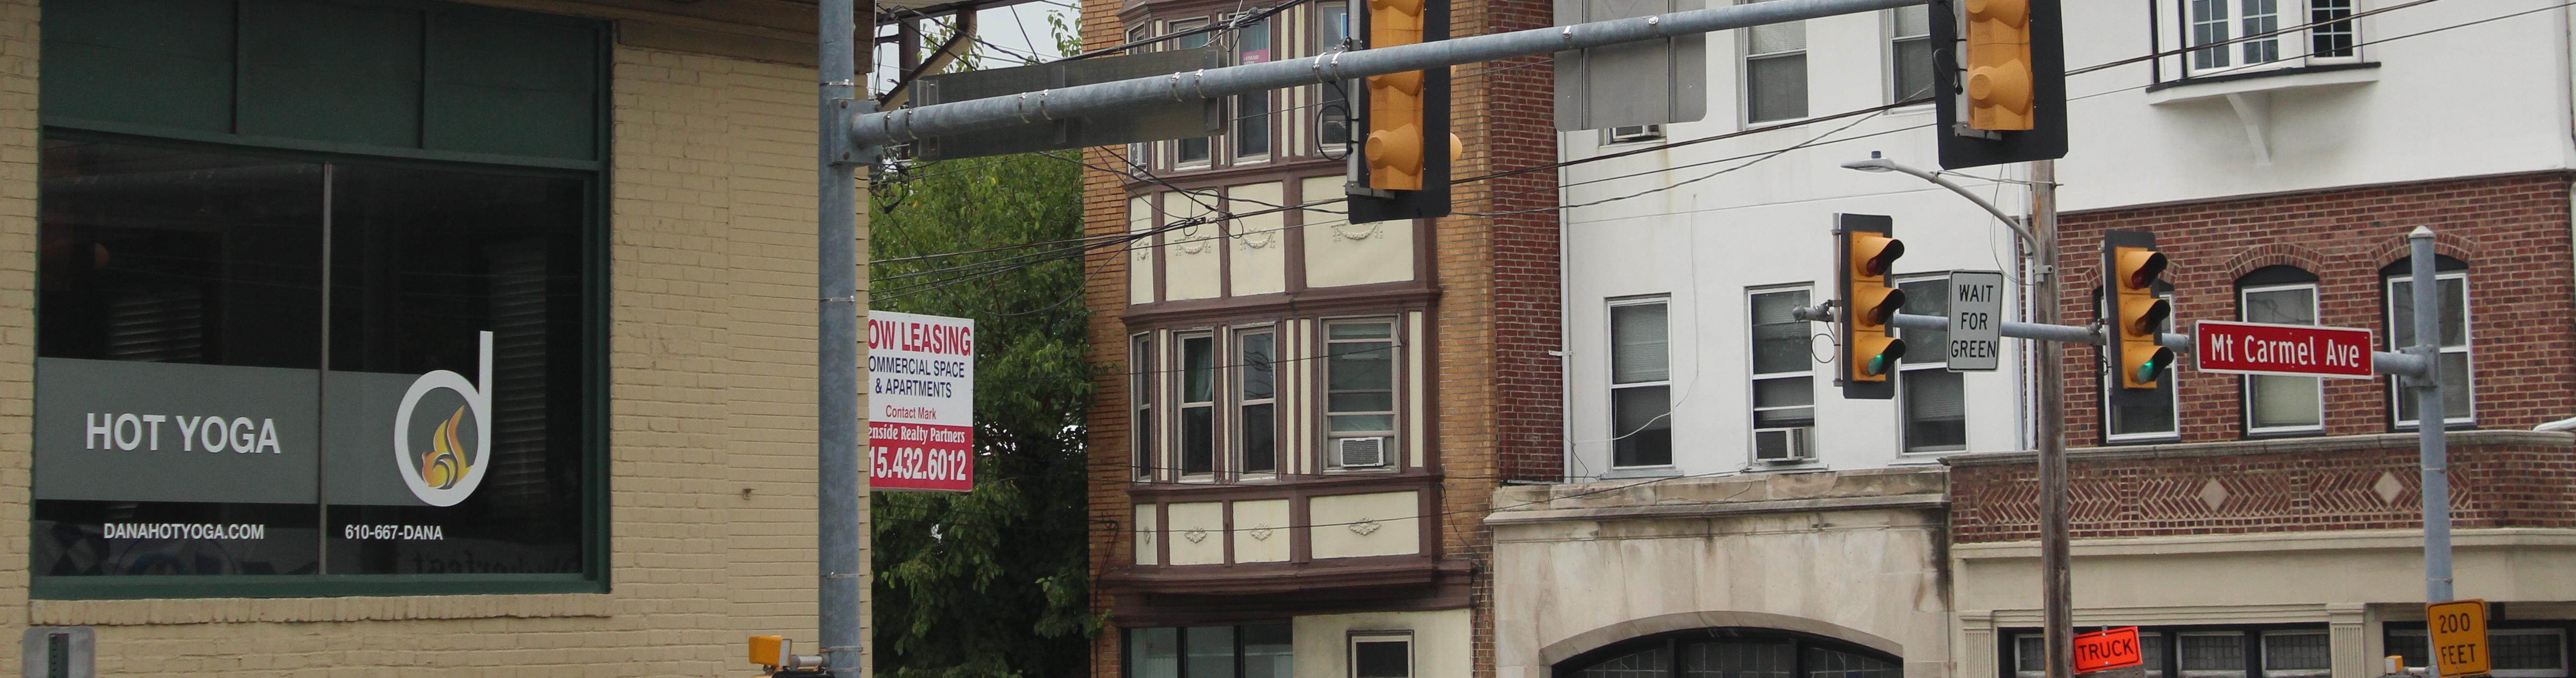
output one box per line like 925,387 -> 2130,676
2,0 -> 865,674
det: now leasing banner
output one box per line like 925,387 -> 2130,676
867,311 -> 976,492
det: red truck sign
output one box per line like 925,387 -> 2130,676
2074,627 -> 2145,674
2193,321 -> 2375,379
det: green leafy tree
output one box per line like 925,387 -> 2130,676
867,145 -> 1097,677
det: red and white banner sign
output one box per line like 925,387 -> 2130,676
867,311 -> 975,492
2074,627 -> 2145,674
2193,320 -> 2375,379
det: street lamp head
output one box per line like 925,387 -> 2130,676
1841,151 -> 1899,173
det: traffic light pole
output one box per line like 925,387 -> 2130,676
2031,159 -> 2074,678
847,0 -> 1921,149
2408,226 -> 2454,678
817,0 -> 867,674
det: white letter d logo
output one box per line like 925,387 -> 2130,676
394,331 -> 494,507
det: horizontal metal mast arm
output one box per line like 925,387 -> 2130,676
851,0 -> 1923,149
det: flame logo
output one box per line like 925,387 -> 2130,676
419,406 -> 472,490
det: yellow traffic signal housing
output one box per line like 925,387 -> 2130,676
1835,215 -> 1907,399
1964,0 -> 2035,131
1365,0 -> 1428,191
2102,231 -> 2175,389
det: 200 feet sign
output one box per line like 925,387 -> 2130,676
868,311 -> 976,492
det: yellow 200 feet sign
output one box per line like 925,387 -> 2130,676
2428,600 -> 2492,678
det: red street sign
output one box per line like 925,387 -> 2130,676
2074,627 -> 2145,674
2193,320 -> 2374,379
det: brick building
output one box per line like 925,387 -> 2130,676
1071,0 -> 1558,674
5,0 -> 869,673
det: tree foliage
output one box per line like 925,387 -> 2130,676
867,145 -> 1095,678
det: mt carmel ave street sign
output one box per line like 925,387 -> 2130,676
2193,320 -> 2375,379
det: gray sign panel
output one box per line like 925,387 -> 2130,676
1554,0 -> 1707,131
1947,271 -> 2005,372
35,359 -> 459,507
912,47 -> 1225,160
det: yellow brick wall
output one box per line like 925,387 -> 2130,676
0,2 -> 871,674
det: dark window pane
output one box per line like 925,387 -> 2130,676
1183,406 -> 1214,474
1746,54 -> 1808,122
1577,645 -> 1666,678
1612,385 -> 1672,467
1241,333 -> 1274,399
1355,640 -> 1410,678
1241,403 -> 1275,474
1681,640 -> 1793,678
1186,626 -> 1236,678
1804,646 -> 1900,678
324,162 -> 588,575
2493,631 -> 2565,671
1131,628 -> 1180,678
1892,38 -> 1934,101
1245,624 -> 1293,678
1902,368 -> 1965,451
1183,336 -> 1214,403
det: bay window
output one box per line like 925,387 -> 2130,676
2173,0 -> 2362,77
1125,316 -> 1406,482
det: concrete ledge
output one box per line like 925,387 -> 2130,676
31,594 -> 617,626
1952,527 -> 2576,560
1940,430 -> 2574,467
1485,493 -> 1947,526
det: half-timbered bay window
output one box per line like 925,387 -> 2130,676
1127,317 -> 1409,483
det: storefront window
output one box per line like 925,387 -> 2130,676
33,138 -> 597,590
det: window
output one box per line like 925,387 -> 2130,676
1128,24 -> 1155,168
2384,258 -> 2472,428
1749,289 -> 1815,461
2104,285 -> 2179,442
1744,0 -> 1808,123
1353,634 -> 1413,678
1608,125 -> 1666,144
1180,333 -> 1217,476
1316,1 -> 1355,151
1890,4 -> 1934,102
1238,329 -> 1278,475
2180,0 -> 2355,74
1897,277 -> 1964,452
1558,628 -> 1900,678
1325,319 -> 1399,466
1134,334 -> 1157,479
2391,628 -> 2568,678
2015,633 -> 2171,678
1610,299 -> 1674,468
1233,17 -> 1275,161
2239,268 -> 2321,435
1128,624 -> 1294,678
2259,632 -> 2329,678
1171,18 -> 1214,166
2180,632 -> 2247,678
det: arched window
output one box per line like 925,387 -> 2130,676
1554,628 -> 1903,678
2236,265 -> 2322,436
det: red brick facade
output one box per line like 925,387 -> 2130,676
1949,172 -> 2576,544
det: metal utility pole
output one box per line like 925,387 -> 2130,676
2031,159 -> 2073,678
817,0 -> 867,674
2409,226 -> 2454,678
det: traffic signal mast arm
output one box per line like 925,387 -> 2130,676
848,0 -> 1922,150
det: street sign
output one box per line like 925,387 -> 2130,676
2429,600 -> 2492,678
1947,270 -> 2004,372
2074,627 -> 2145,674
2193,320 -> 2374,379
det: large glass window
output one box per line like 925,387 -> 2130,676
1744,0 -> 1809,123
34,138 -> 594,587
2385,259 -> 2473,428
1897,276 -> 1964,452
1127,624 -> 1294,678
1559,629 -> 1898,678
1610,299 -> 1674,468
2240,268 -> 2322,435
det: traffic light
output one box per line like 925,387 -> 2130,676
1836,214 -> 1907,400
1346,0 -> 1449,223
1928,0 -> 2065,169
2101,230 -> 2175,391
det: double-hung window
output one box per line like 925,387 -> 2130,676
1232,17 -> 1275,162
1179,333 -> 1218,476
1315,1 -> 1355,151
1326,319 -> 1399,469
2239,268 -> 2322,435
1748,289 -> 1816,462
1890,4 -> 1934,102
1133,334 -> 1157,479
2385,258 -> 2473,428
1237,328 -> 1278,476
2179,0 -> 2359,75
1126,24 -> 1155,170
1170,19 -> 1214,167
1610,298 -> 1674,468
1744,0 -> 1808,123
1897,276 -> 1964,452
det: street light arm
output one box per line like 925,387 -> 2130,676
1841,157 -> 2036,259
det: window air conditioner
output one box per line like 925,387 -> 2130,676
1334,437 -> 1389,468
1753,427 -> 1812,462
